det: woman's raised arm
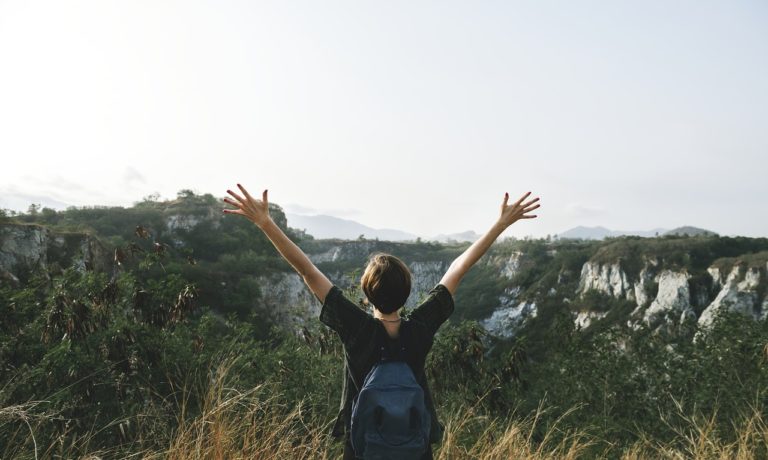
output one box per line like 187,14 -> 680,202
439,191 -> 540,296
223,184 -> 333,303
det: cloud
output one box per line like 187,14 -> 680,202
0,186 -> 72,211
0,175 -> 110,210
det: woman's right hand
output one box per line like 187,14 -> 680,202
498,191 -> 540,228
223,184 -> 272,228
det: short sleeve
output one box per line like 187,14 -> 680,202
320,285 -> 371,343
407,284 -> 455,336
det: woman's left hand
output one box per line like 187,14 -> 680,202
223,184 -> 272,228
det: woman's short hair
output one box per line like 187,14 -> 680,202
360,253 -> 411,314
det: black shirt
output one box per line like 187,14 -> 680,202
320,283 -> 455,442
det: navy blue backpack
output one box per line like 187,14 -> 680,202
350,339 -> 431,460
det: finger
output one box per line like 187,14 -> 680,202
520,214 -> 537,219
513,191 -> 532,207
520,197 -> 540,208
522,203 -> 541,213
237,183 -> 255,201
223,197 -> 243,209
227,189 -> 246,204
262,189 -> 269,206
222,209 -> 245,216
502,192 -> 509,208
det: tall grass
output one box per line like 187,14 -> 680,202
157,359 -> 336,460
3,359 -> 767,459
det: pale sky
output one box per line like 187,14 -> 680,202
1,1 -> 766,238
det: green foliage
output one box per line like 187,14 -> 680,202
8,191 -> 306,320
0,208 -> 12,223
453,263 -> 508,320
4,190 -> 768,456
0,247 -> 339,454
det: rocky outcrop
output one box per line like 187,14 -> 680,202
577,255 -> 767,333
0,224 -> 48,275
577,262 -> 632,299
576,258 -> 696,329
641,270 -> 694,326
698,264 -> 767,327
482,301 -> 537,339
574,311 -> 607,330
633,262 -> 659,308
308,240 -> 388,264
408,261 -> 449,303
488,251 -> 523,280
166,214 -> 207,233
0,224 -> 108,282
257,272 -> 321,326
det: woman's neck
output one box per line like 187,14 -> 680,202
374,309 -> 401,338
373,310 -> 401,322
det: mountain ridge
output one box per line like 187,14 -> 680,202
286,213 -> 480,243
559,225 -> 717,240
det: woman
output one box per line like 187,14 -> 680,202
223,185 -> 539,459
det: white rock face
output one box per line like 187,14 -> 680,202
0,225 -> 48,273
634,265 -> 657,308
309,246 -> 344,263
165,208 -> 221,233
0,224 -> 107,278
257,272 -> 320,326
642,270 -> 692,325
762,296 -> 768,321
408,261 -> 448,304
708,267 -> 724,291
490,251 -> 523,280
166,214 -> 203,232
306,241 -> 391,265
482,301 -> 537,339
574,311 -> 607,330
698,266 -> 765,327
578,262 -> 631,299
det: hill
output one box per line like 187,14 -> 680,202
663,225 -> 718,237
286,213 -> 418,241
559,226 -> 669,240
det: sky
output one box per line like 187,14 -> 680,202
1,0 -> 767,239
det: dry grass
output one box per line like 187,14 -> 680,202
2,361 -> 767,459
149,359 -> 337,460
620,403 -> 768,460
436,403 -> 594,460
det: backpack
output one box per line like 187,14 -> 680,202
350,336 -> 431,460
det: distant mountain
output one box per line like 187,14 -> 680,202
559,226 -> 669,240
663,226 -> 718,237
559,225 -> 718,240
286,213 -> 418,241
429,230 -> 481,243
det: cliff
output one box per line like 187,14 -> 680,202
0,223 -> 109,285
573,249 -> 768,333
